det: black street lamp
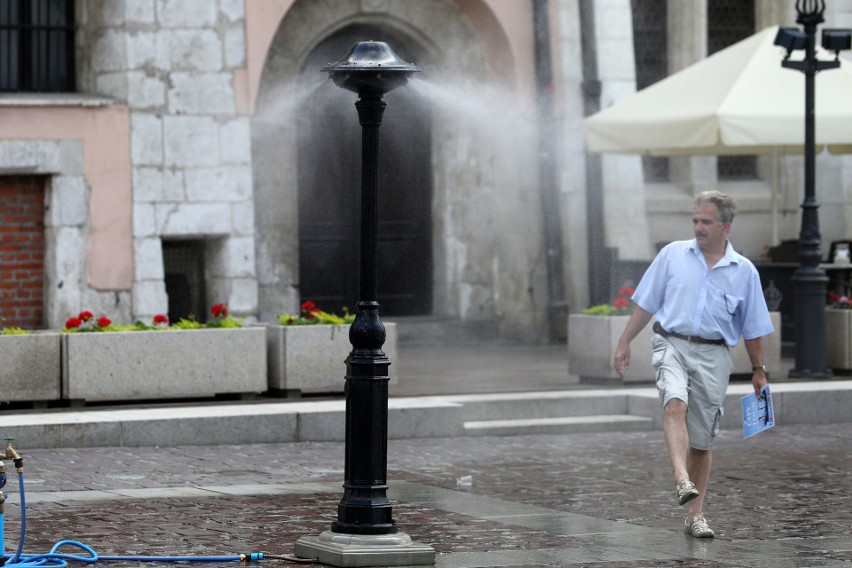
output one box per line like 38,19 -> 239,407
775,1 -> 851,378
294,41 -> 434,567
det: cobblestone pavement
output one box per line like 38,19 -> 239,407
2,422 -> 850,567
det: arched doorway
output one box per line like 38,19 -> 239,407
296,25 -> 433,316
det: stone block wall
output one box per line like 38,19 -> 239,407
0,139 -> 118,329
77,0 -> 258,322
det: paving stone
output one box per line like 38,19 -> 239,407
1,347 -> 847,566
0,422 -> 848,567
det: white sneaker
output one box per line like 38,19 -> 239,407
684,514 -> 715,538
675,479 -> 699,506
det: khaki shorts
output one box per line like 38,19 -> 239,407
650,333 -> 733,450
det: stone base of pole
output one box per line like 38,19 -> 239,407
789,267 -> 833,379
294,531 -> 435,567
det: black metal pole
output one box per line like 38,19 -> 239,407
331,91 -> 396,535
578,0 -> 608,307
532,0 -> 568,341
356,96 -> 384,303
788,4 -> 832,378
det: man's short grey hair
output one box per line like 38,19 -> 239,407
695,190 -> 736,225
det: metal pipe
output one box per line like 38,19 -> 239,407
533,0 -> 568,341
578,0 -> 608,306
784,2 -> 833,378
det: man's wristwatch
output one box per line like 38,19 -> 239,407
752,365 -> 766,373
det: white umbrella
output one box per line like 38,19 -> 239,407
583,26 -> 852,156
583,25 -> 852,244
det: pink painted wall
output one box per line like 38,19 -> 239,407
237,0 -> 295,113
239,0 -> 534,112
457,0 -> 535,89
0,105 -> 133,290
0,0 -> 533,293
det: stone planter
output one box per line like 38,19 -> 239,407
729,311 -> 782,376
568,312 -> 781,383
568,314 -> 653,383
266,322 -> 398,394
61,327 -> 267,403
0,332 -> 61,403
826,308 -> 852,370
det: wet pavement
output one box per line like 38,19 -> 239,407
3,419 -> 850,567
1,344 -> 850,566
390,345 -> 577,396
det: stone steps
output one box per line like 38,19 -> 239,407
454,391 -> 639,420
444,390 -> 656,437
0,381 -> 850,449
464,414 -> 655,436
392,316 -> 503,347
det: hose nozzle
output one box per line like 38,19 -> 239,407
4,438 -> 22,472
4,439 -> 19,460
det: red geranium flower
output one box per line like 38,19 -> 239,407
301,300 -> 322,320
617,287 -> 635,298
153,314 -> 169,325
79,310 -> 94,321
211,303 -> 228,318
97,316 -> 112,328
613,297 -> 630,309
65,317 -> 82,329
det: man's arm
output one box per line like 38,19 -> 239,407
613,307 -> 654,378
744,337 -> 769,397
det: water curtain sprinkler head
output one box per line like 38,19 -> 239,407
795,0 -> 825,17
323,41 -> 420,97
775,27 -> 807,59
822,29 -> 852,59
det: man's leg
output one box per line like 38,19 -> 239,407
663,399 -> 690,483
683,343 -> 728,523
654,336 -> 698,504
684,447 -> 715,538
686,447 -> 712,517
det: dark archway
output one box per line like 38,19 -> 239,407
297,24 -> 433,316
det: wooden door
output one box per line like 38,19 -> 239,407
297,26 -> 432,316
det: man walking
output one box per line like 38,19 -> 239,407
613,190 -> 773,538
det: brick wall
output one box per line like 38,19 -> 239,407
0,176 -> 46,329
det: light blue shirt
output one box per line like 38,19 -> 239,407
633,239 -> 774,347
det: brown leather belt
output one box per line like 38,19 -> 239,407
653,322 -> 726,346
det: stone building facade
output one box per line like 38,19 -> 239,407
1,0 -> 851,343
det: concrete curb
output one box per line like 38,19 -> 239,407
0,380 -> 849,449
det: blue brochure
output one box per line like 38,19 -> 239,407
742,385 -> 775,438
